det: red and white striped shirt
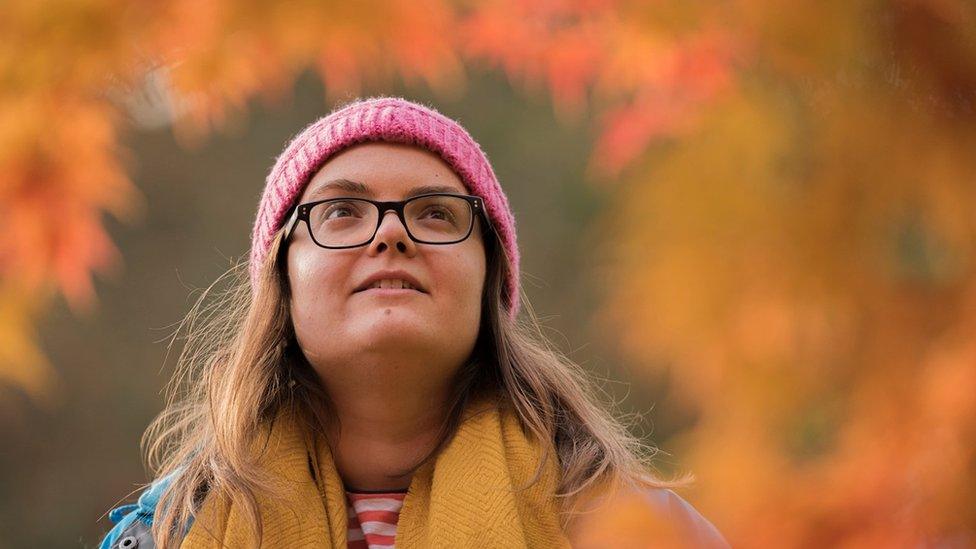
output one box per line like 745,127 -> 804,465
345,490 -> 407,549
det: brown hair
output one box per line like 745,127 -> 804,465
142,220 -> 685,548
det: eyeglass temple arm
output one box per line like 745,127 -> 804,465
473,199 -> 496,235
282,205 -> 300,242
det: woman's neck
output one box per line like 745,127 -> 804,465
325,388 -> 452,492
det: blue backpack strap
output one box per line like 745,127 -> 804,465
99,468 -> 192,549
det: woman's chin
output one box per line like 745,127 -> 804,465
350,308 -> 434,337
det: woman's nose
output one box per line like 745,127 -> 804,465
368,210 -> 416,255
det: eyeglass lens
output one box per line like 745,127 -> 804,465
308,196 -> 474,247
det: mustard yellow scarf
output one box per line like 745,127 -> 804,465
181,397 -> 572,548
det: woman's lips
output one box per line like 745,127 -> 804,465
355,287 -> 424,296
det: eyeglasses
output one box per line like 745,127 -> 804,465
282,193 -> 495,249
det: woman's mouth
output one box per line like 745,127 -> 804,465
354,278 -> 428,295
356,287 -> 423,296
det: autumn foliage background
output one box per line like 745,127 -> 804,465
3,0 -> 975,547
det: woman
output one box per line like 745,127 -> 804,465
99,96 -> 729,548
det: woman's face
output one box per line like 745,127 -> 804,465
286,142 -> 487,394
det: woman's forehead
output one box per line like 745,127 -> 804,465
302,142 -> 467,201
305,178 -> 466,204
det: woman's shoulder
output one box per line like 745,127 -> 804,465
639,487 -> 730,548
565,482 -> 730,548
98,468 -> 187,549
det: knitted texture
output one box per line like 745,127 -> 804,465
249,96 -> 521,319
180,396 -> 571,548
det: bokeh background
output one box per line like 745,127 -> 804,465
3,1 -> 975,547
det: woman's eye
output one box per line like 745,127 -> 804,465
323,202 -> 361,219
424,207 -> 452,221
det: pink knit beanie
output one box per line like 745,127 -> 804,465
249,96 -> 521,319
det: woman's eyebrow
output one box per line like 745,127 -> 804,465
309,178 -> 369,198
309,178 -> 462,199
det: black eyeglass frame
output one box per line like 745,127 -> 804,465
282,192 -> 496,249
